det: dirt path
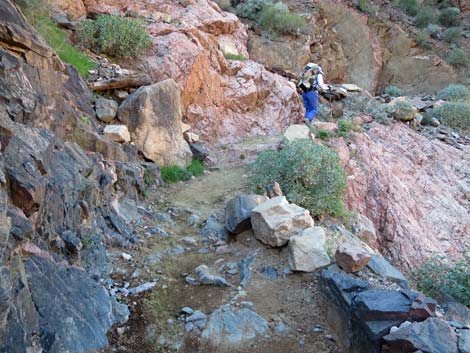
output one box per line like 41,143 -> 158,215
101,157 -> 340,353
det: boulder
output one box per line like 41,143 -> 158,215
341,84 -> 362,92
312,121 -> 338,131
251,196 -> 314,247
367,255 -> 407,287
351,214 -> 378,248
95,98 -> 118,123
201,306 -> 269,350
190,143 -> 209,161
7,207 -> 33,240
283,124 -> 314,142
459,330 -> 470,353
335,242 -> 372,273
444,302 -> 470,327
181,123 -> 192,133
183,131 -> 199,143
382,318 -> 458,353
118,79 -> 192,166
104,125 -> 131,143
224,195 -> 269,234
288,227 -> 331,272
49,0 -> 86,18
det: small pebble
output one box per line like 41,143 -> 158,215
121,252 -> 132,261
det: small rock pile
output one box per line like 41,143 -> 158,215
87,58 -> 130,82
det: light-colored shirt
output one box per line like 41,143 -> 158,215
315,73 -> 329,91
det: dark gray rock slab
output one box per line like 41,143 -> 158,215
224,195 -> 268,234
367,254 -> 408,287
383,318 -> 458,353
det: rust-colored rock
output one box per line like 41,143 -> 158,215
335,241 -> 372,272
345,124 -> 470,269
50,0 -> 86,18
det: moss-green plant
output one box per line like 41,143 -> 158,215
143,168 -> 154,187
426,23 -> 441,38
186,159 -> 205,176
438,7 -> 461,27
444,27 -> 462,43
431,102 -> 470,133
161,165 -> 192,183
399,0 -> 419,16
250,140 -> 346,217
223,52 -> 245,60
415,6 -> 437,28
437,84 -> 470,102
316,129 -> 334,141
258,2 -> 306,36
384,85 -> 403,97
415,30 -> 433,49
19,1 -> 95,77
447,48 -> 470,67
337,119 -> 353,137
412,255 -> 470,306
357,0 -> 369,12
236,0 -> 272,20
80,115 -> 90,124
78,15 -> 152,58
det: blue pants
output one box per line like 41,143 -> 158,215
302,90 -> 319,122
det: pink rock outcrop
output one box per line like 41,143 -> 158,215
81,0 -> 302,145
345,124 -> 470,269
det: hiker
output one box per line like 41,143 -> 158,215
298,63 -> 330,124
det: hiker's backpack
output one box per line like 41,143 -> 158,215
298,65 -> 324,92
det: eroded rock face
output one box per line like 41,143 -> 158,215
83,0 -> 302,145
345,124 -> 470,269
118,79 -> 192,166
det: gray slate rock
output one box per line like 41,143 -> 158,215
367,254 -> 408,287
7,207 -> 32,240
201,307 -> 269,349
383,318 -> 458,353
195,265 -> 231,286
444,302 -> 470,327
95,98 -> 118,123
224,195 -> 268,234
459,329 -> 470,353
190,143 -> 209,161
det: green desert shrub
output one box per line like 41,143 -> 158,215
223,52 -> 245,60
357,0 -> 369,12
415,30 -> 433,49
250,140 -> 346,217
343,95 -> 393,124
316,129 -> 334,140
186,159 -> 205,176
426,23 -> 441,38
384,85 -> 403,97
431,102 -> 470,133
236,0 -> 272,20
78,15 -> 152,58
161,165 -> 192,183
438,7 -> 461,27
337,119 -> 353,137
444,27 -> 462,43
446,48 -> 470,67
415,7 -> 437,28
399,0 -> 419,16
437,84 -> 470,102
258,2 -> 306,35
412,255 -> 470,306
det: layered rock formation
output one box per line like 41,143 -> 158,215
0,1 -> 154,351
345,123 -> 470,269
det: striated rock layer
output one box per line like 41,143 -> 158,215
345,124 -> 470,269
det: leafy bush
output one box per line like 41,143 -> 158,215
426,23 -> 441,38
437,84 -> 470,102
186,159 -> 205,176
415,30 -> 433,49
78,15 -> 152,58
337,119 -> 353,137
250,140 -> 346,217
412,255 -> 470,306
444,27 -> 462,43
438,7 -> 461,27
399,0 -> 419,16
18,1 -> 95,77
384,85 -> 403,97
415,7 -> 437,28
447,48 -> 470,67
357,0 -> 369,12
316,129 -> 334,140
161,165 -> 192,183
343,95 -> 393,124
223,52 -> 245,60
431,102 -> 470,133
258,2 -> 306,35
236,0 -> 272,20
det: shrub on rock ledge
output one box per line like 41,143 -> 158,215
250,140 -> 346,217
437,84 -> 470,102
79,15 -> 152,58
431,102 -> 470,133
